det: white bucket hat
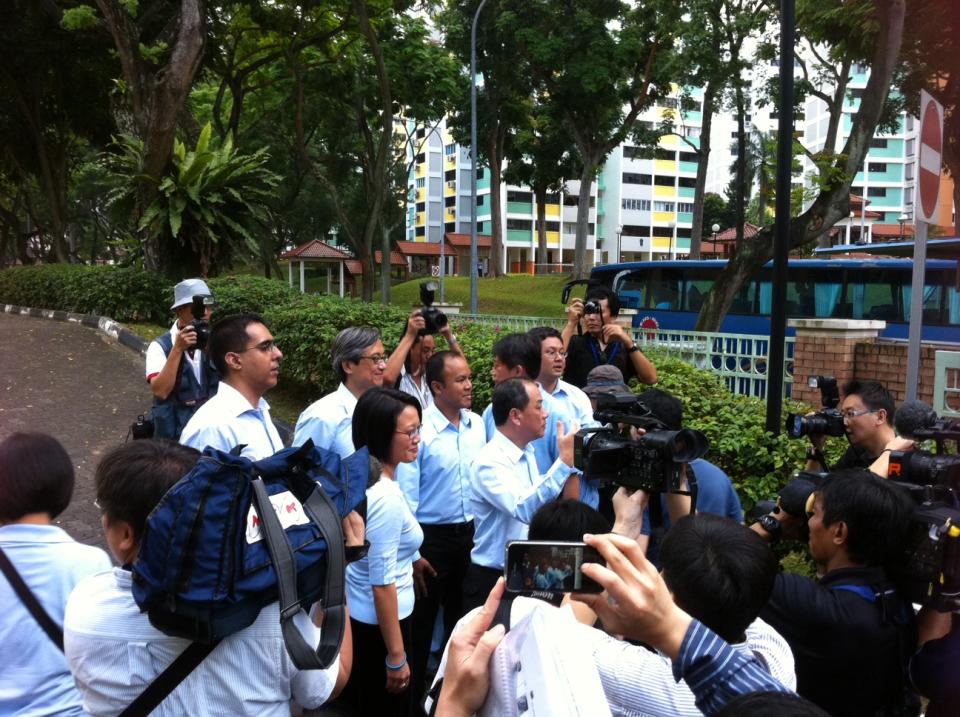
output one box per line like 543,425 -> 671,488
171,278 -> 213,310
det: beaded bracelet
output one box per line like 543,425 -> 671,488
385,652 -> 407,670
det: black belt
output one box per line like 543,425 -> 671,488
421,520 -> 474,536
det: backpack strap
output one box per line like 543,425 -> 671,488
0,545 -> 64,651
829,584 -> 880,602
118,641 -> 217,717
251,476 -> 345,670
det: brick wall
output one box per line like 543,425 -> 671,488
853,341 -> 944,405
792,333 -> 876,406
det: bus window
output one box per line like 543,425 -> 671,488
681,279 -> 713,311
757,280 -> 816,317
950,287 -> 960,325
813,283 -> 842,318
615,272 -> 648,309
650,275 -> 680,310
901,285 -> 945,324
729,281 -> 756,314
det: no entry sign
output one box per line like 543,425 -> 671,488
917,90 -> 944,224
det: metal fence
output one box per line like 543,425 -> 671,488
455,313 -> 795,399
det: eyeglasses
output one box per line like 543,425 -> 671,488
234,340 -> 278,354
358,353 -> 390,364
395,425 -> 422,439
545,349 -> 568,358
842,408 -> 877,419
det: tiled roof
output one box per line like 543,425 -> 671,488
396,240 -> 447,257
445,232 -> 492,248
279,239 -> 352,260
713,223 -> 762,242
374,250 -> 407,265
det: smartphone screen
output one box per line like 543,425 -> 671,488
504,540 -> 606,595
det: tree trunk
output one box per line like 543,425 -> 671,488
573,159 -> 598,280
535,184 -> 547,272
695,0 -> 905,332
734,82 -> 747,250
381,223 -> 391,304
487,134 -> 505,277
689,82 -> 717,259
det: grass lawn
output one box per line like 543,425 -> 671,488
389,274 -> 572,317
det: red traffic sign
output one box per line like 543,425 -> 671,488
917,90 -> 944,224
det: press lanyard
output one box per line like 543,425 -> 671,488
588,336 -> 620,366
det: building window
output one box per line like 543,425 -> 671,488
621,198 -> 652,211
678,202 -> 694,213
445,195 -> 456,206
506,218 -> 532,230
507,190 -> 533,203
869,138 -> 888,149
622,225 -> 650,236
867,187 -> 887,198
477,194 -> 485,206
654,148 -> 675,160
415,226 -> 425,237
653,201 -> 675,212
622,173 -> 652,185
445,222 -> 456,233
416,202 -> 425,212
868,162 -> 887,173
678,151 -> 699,163
654,175 -> 675,187
476,167 -> 484,179
444,144 -> 456,155
678,177 -> 697,188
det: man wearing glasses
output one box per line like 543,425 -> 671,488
805,379 -> 899,472
294,326 -> 387,458
179,313 -> 284,460
145,278 -> 219,439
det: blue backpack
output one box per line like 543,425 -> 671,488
131,439 -> 370,671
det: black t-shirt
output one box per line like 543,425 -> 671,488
760,566 -> 918,717
832,443 -> 878,471
563,333 -> 637,389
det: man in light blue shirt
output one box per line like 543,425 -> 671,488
464,378 -> 579,613
396,351 -> 486,710
294,326 -> 386,458
180,313 -> 284,460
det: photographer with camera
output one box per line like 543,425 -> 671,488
144,279 -> 219,439
384,299 -> 463,410
751,470 -> 919,717
797,378 -> 902,474
561,287 -> 657,390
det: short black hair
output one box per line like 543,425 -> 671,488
585,286 -> 620,317
528,326 -> 563,345
718,692 -> 830,717
843,379 -> 895,426
660,514 -> 778,643
0,432 -> 75,522
636,388 -> 683,430
818,469 -> 913,566
426,350 -> 460,396
492,333 -> 540,380
209,313 -> 267,375
529,500 -> 611,541
352,387 -> 422,464
95,440 -> 200,544
492,378 -> 534,426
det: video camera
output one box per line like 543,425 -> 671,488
573,392 -> 709,494
189,295 -> 212,351
785,375 -> 845,439
889,414 -> 960,611
418,281 -> 448,336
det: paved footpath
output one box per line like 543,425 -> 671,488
0,313 -> 150,549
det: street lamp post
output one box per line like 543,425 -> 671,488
898,212 -> 909,241
616,224 -> 623,264
469,0 -> 490,316
711,223 -> 720,256
847,210 -> 854,244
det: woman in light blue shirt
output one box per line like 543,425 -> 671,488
339,388 -> 424,715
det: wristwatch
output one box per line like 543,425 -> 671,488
627,343 -> 642,354
758,514 -> 782,539
344,539 -> 370,563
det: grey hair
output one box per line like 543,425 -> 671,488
331,326 -> 382,382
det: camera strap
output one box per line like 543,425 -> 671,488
588,336 -> 620,367
0,545 -> 64,651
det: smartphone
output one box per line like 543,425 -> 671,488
504,540 -> 606,595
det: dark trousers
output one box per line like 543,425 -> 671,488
334,616 -> 413,717
409,521 -> 474,716
462,562 -> 503,616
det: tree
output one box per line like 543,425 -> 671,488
695,0 -> 907,331
77,0 -> 207,274
508,0 -> 682,279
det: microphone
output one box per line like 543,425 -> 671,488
894,400 -> 938,439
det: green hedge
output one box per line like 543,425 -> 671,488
0,265 -> 168,322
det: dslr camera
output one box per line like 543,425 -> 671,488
418,281 -> 448,336
583,300 -> 602,316
189,295 -> 212,351
574,392 -> 709,494
887,417 -> 960,610
785,375 -> 845,439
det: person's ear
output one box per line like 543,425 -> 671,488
509,407 -> 523,426
342,360 -> 356,378
224,351 -> 243,372
831,520 -> 848,546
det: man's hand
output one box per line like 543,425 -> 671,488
571,533 -> 693,659
341,511 -> 365,547
435,578 -> 507,717
566,298 -> 584,325
601,323 -> 632,347
805,412 -> 828,451
557,420 -> 581,468
412,557 -> 437,598
174,323 -> 198,352
406,311 -> 427,338
612,487 -> 650,540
